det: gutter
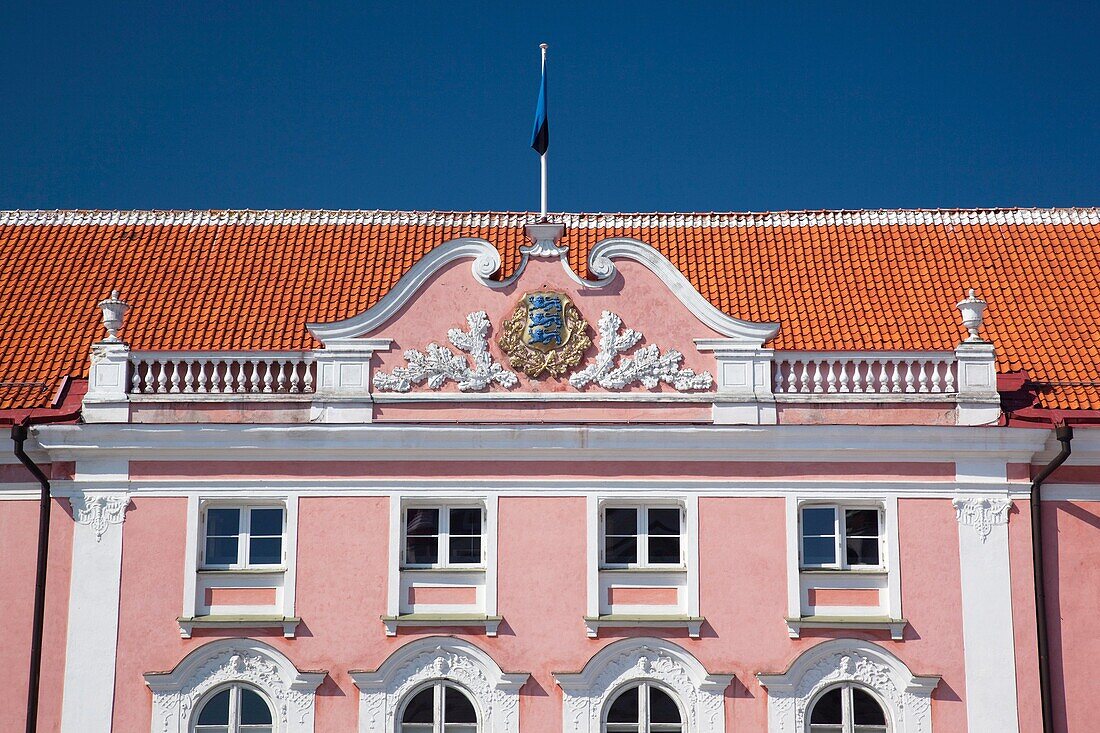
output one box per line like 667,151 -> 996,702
1031,424 -> 1073,733
4,377 -> 82,733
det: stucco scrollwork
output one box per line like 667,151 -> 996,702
758,639 -> 939,733
69,492 -> 130,542
953,495 -> 1012,542
568,311 -> 713,391
350,637 -> 528,733
144,638 -> 325,733
554,637 -> 733,733
373,311 -> 519,392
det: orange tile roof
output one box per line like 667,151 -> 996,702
2,209 -> 1098,411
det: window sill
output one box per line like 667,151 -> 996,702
400,566 -> 487,573
785,615 -> 907,641
178,615 -> 299,639
799,568 -> 888,575
381,614 -> 502,637
197,567 -> 287,575
599,566 -> 687,573
583,615 -> 704,639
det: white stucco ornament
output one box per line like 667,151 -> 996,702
96,288 -> 130,343
569,311 -> 713,391
69,492 -> 130,542
956,288 -> 987,342
953,495 -> 1012,542
373,311 -> 518,392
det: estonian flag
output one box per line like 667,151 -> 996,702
530,56 -> 548,156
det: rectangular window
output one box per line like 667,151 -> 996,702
202,505 -> 285,569
403,505 -> 484,568
602,505 -> 683,567
800,505 -> 882,569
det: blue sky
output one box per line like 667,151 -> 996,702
1,2 -> 1098,212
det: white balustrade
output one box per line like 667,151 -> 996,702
128,352 -> 316,395
771,353 -> 957,396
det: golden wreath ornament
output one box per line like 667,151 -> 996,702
498,291 -> 592,378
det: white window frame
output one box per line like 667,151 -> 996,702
798,503 -> 885,571
603,681 -> 685,733
600,503 -> 685,569
397,680 -> 480,733
200,502 -> 288,571
193,682 -> 276,733
401,502 -> 487,570
806,683 -> 890,733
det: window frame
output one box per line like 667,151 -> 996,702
798,503 -> 885,571
192,681 -> 277,733
401,502 -> 487,570
200,502 -> 287,571
807,682 -> 890,733
602,681 -> 684,733
397,680 -> 480,733
599,502 -> 685,570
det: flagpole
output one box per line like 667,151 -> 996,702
539,43 -> 548,221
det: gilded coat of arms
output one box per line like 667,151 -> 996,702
498,291 -> 591,377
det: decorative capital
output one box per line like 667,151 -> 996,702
522,222 -> 567,258
96,289 -> 130,344
956,288 -> 987,343
953,495 -> 1011,542
70,492 -> 130,541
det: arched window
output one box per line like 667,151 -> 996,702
194,683 -> 275,733
808,684 -> 888,733
604,683 -> 683,733
399,682 -> 479,733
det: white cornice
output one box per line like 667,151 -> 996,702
31,423 -> 1050,463
2,208 -> 1098,228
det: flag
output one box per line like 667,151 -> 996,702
530,55 -> 548,155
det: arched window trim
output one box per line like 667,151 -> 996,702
602,679 -> 685,732
144,638 -> 325,733
757,639 -> 939,733
554,637 -> 733,733
349,636 -> 528,733
192,682 -> 277,733
806,682 -> 891,733
397,679 -> 481,731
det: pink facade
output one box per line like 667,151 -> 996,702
1,215 -> 1098,733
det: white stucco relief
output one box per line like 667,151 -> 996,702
952,495 -> 1012,542
554,638 -> 733,733
69,491 -> 130,542
758,639 -> 938,733
144,638 -> 325,733
350,637 -> 528,733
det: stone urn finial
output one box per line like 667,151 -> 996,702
97,289 -> 130,343
956,288 -> 987,343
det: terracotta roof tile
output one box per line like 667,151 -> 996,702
1,209 -> 1098,411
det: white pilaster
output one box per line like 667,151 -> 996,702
954,494 -> 1019,733
82,341 -> 131,423
61,492 -> 130,732
695,339 -> 776,425
310,338 -> 392,422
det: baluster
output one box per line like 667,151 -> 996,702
917,361 -> 931,393
131,362 -> 143,394
903,360 -> 916,393
852,360 -> 867,393
262,360 -> 274,393
234,359 -> 247,393
289,362 -> 301,394
838,360 -> 851,393
796,361 -> 809,393
887,360 -> 900,393
156,362 -> 168,393
945,362 -> 956,393
774,361 -> 785,393
276,361 -> 288,393
182,361 -> 195,393
250,359 -> 261,393
211,361 -> 224,394
826,361 -> 839,393
303,363 -> 315,393
929,361 -> 942,393
812,361 -> 824,393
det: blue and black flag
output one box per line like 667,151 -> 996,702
530,56 -> 548,155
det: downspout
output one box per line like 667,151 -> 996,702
1031,424 -> 1073,733
11,423 -> 51,733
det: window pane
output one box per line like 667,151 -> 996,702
206,508 -> 240,537
205,536 -> 239,566
249,508 -> 283,536
449,536 -> 482,564
449,507 -> 481,536
607,686 -> 639,722
240,688 -> 272,724
405,536 -> 438,565
605,507 -> 638,536
406,508 -> 439,536
852,688 -> 887,724
197,689 -> 231,724
809,687 -> 842,723
648,536 -> 681,564
845,509 -> 879,538
648,508 -> 680,536
802,536 -> 836,565
249,536 -> 282,565
604,535 -> 638,564
444,685 -> 477,723
402,687 -> 435,723
802,507 -> 836,536
846,537 -> 880,566
649,687 -> 681,723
